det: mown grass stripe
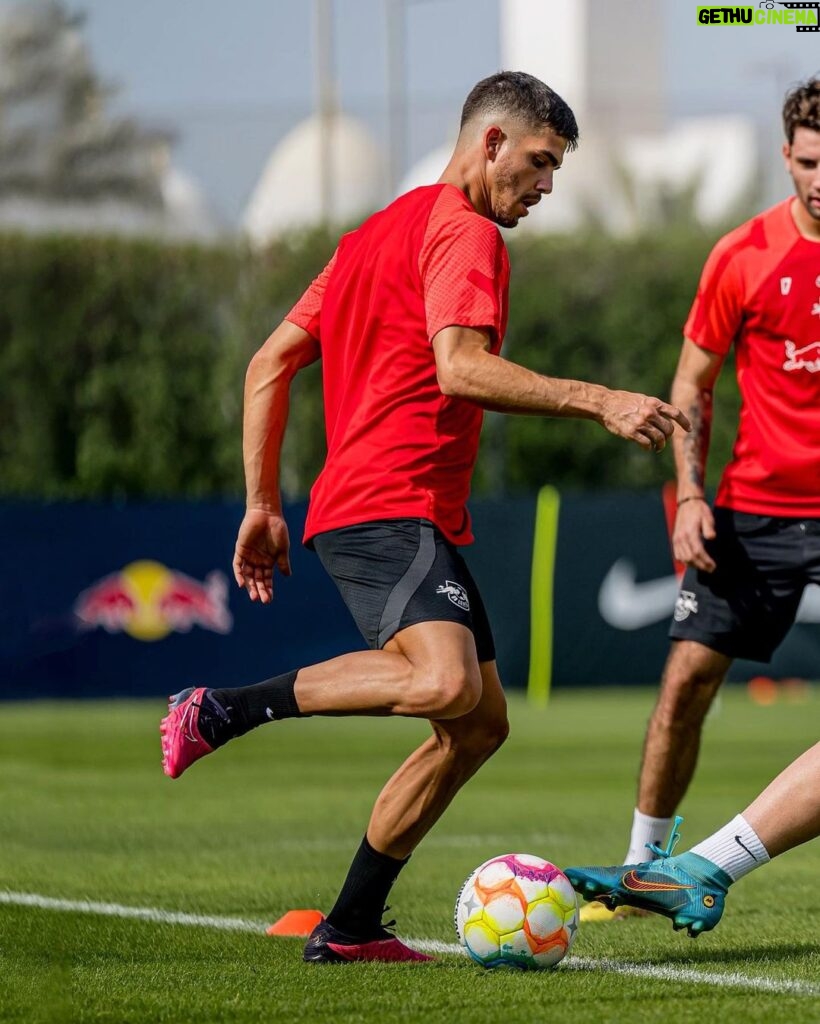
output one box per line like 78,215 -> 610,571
2,890 -> 818,997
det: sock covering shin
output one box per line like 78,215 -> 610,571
325,836 -> 409,938
204,670 -> 304,745
689,813 -> 770,882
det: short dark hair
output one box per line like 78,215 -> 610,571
782,75 -> 820,144
460,71 -> 579,150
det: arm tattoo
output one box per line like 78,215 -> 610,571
683,392 -> 712,490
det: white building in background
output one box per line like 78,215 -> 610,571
401,0 -> 758,234
4,0 -> 758,243
241,112 -> 384,245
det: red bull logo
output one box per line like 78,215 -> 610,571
73,560 -> 233,641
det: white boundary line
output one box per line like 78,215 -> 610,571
2,891 -> 818,997
559,956 -> 820,995
0,891 -> 265,933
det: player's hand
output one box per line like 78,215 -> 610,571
232,509 -> 292,603
673,499 -> 717,573
599,392 -> 691,452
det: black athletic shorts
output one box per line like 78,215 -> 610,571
312,518 -> 496,662
669,507 -> 820,661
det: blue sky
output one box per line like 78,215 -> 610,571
67,0 -> 499,222
4,0 -> 818,223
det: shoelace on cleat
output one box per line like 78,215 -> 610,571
380,906 -> 397,935
646,814 -> 684,860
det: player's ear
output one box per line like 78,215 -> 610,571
484,125 -> 505,162
782,141 -> 791,166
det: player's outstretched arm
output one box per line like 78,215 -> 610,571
432,325 -> 690,452
233,320 -> 320,603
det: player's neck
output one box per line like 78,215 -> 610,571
438,152 -> 491,220
789,196 -> 820,242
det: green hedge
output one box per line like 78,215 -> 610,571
492,228 -> 740,493
0,225 -> 739,500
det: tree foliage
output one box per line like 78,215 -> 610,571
0,224 -> 740,501
486,228 -> 740,494
0,1 -> 166,205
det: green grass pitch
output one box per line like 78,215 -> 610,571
1,686 -> 818,1023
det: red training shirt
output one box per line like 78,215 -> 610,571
684,199 -> 820,515
286,183 -> 510,545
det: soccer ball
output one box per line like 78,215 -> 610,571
454,853 -> 579,970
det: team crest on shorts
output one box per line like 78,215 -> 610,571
674,590 -> 698,621
436,580 -> 470,611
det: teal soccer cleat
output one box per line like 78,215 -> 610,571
564,818 -> 733,938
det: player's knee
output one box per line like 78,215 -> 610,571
656,665 -> 723,727
418,663 -> 482,719
668,665 -> 722,699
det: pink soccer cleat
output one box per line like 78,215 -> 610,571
160,687 -> 215,779
303,920 -> 434,964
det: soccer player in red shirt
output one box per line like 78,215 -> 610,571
160,72 -> 688,962
579,76 -> 820,928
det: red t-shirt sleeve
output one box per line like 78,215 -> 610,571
683,236 -> 744,354
284,247 -> 339,341
419,202 -> 508,344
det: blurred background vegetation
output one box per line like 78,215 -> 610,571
0,225 -> 740,501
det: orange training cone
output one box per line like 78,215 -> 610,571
747,676 -> 778,706
267,909 -> 325,936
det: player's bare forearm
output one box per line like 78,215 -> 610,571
667,339 -> 722,570
242,320 -> 320,510
433,325 -> 689,450
432,324 -> 604,415
243,370 -> 290,512
669,339 -> 723,501
671,377 -> 713,500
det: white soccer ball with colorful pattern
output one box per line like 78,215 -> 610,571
454,854 -> 579,969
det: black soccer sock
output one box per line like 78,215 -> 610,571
325,836 -> 410,938
202,670 -> 305,746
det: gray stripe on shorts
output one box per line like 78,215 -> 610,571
376,522 -> 437,647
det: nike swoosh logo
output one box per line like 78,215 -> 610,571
598,561 -> 820,630
597,559 -> 679,631
734,836 -> 759,862
621,870 -> 696,893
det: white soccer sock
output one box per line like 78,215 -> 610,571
689,814 -> 770,882
624,809 -> 674,864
